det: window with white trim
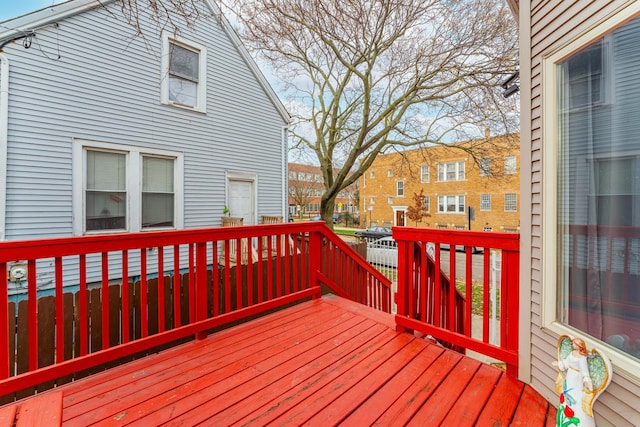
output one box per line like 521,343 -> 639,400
370,171 -> 375,178
161,34 -> 207,112
480,194 -> 491,211
504,193 -> 517,211
479,158 -> 491,176
420,165 -> 430,183
387,169 -> 393,177
437,161 -> 465,181
75,141 -> 183,234
504,156 -> 516,174
437,195 -> 465,213
397,180 -> 404,197
423,196 -> 430,212
545,11 -> 640,365
388,196 -> 393,204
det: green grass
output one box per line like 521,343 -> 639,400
455,282 -> 501,317
334,228 -> 357,236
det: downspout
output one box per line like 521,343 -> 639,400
0,53 -> 8,241
282,126 -> 288,219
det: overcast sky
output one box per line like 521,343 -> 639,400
0,0 -> 65,23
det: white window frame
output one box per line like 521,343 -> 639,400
504,156 -> 516,174
73,139 -> 184,235
423,196 -> 430,213
420,165 -> 430,183
479,158 -> 491,176
437,161 -> 465,181
437,195 -> 465,213
387,169 -> 393,177
161,32 -> 207,113
397,180 -> 404,197
480,194 -> 491,211
504,193 -> 517,211
541,2 -> 640,377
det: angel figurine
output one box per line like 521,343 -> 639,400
552,335 -> 613,427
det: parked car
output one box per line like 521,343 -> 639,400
310,215 -> 323,221
354,226 -> 392,240
366,236 -> 398,268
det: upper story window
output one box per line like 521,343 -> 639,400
504,156 -> 516,174
397,181 -> 404,197
423,196 -> 430,212
388,196 -> 393,204
161,34 -> 207,112
480,158 -> 491,176
387,169 -> 393,177
370,171 -> 375,178
421,165 -> 430,183
561,40 -> 607,110
437,195 -> 465,213
437,161 -> 465,181
306,173 -> 313,181
315,174 -> 322,182
298,172 -> 305,180
288,171 -> 296,179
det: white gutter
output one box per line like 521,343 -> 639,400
0,53 -> 8,241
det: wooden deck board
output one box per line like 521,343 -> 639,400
0,296 -> 554,426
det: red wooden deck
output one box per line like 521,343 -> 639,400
0,295 -> 555,426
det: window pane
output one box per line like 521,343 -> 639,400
169,43 -> 199,80
86,150 -> 127,231
169,76 -> 198,106
142,157 -> 175,228
556,16 -> 640,361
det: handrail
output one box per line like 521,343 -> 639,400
0,222 -> 390,399
394,227 -> 520,376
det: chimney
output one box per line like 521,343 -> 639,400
484,128 -> 491,138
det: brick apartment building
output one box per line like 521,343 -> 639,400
288,163 -> 358,219
359,134 -> 520,232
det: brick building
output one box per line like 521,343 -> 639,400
288,163 -> 358,219
359,134 -> 520,232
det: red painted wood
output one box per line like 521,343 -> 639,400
342,343 -> 445,425
0,403 -> 16,427
72,307 -> 354,425
304,338 -> 430,426
439,363 -> 503,425
121,250 -> 130,343
405,356 -> 481,426
511,384 -> 551,427
27,259 -> 37,371
54,258 -> 64,365
172,245 -> 181,326
15,391 -> 62,427
374,348 -> 463,425
140,248 -> 148,338
0,261 -> 7,380
157,247 -> 165,333
475,372 -> 525,425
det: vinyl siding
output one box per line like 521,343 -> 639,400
2,2 -> 287,240
524,0 -> 640,425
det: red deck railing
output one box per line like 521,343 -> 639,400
394,227 -> 520,376
0,222 -> 390,400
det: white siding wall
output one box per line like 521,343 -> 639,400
2,2 -> 287,240
524,0 -> 640,425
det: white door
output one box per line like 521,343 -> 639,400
228,179 -> 254,225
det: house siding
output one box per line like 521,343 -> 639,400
2,2 -> 287,241
523,0 -> 640,425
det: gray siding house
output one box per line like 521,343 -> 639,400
511,0 -> 640,425
0,0 -> 289,244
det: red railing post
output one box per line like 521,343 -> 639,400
308,231 -> 322,298
195,241 -> 208,340
395,239 -> 409,332
504,248 -> 520,376
0,261 -> 7,379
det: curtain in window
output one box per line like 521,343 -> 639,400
557,16 -> 640,361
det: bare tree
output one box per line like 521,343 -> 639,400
117,0 -> 518,224
222,0 -> 518,224
288,176 -> 316,219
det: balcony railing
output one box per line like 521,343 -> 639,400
0,222 -> 390,400
1,223 -> 520,402
394,227 -> 520,375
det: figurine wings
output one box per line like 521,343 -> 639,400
555,334 -> 613,417
583,346 -> 612,416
